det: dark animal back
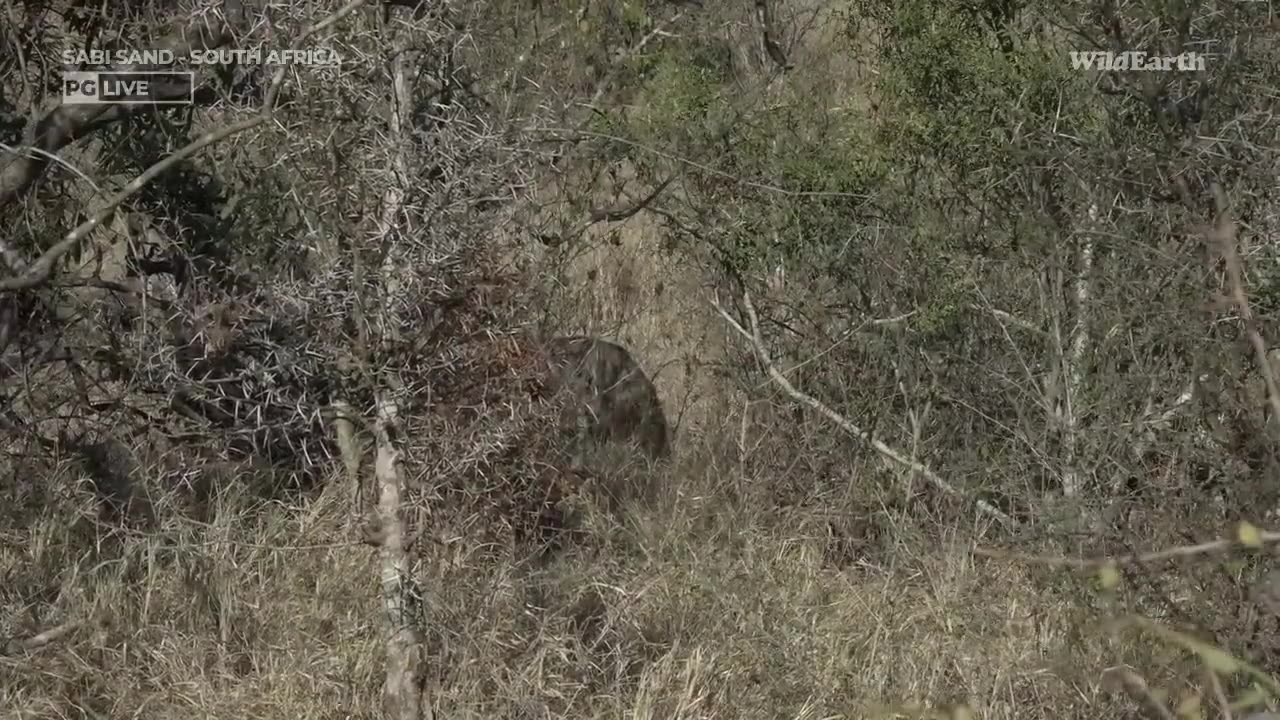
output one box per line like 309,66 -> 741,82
543,336 -> 670,459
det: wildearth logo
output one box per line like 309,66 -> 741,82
1069,50 -> 1206,71
62,71 -> 194,105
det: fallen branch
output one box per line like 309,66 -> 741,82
713,290 -> 1016,527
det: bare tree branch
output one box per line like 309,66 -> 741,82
1212,183 -> 1280,431
714,290 -> 1017,527
542,173 -> 678,247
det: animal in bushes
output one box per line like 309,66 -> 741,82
541,335 -> 671,463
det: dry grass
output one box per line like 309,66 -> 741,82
1,478 -> 383,719
2,416 -> 1158,719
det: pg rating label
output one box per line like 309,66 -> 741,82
62,71 -> 194,105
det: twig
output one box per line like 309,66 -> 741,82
545,173 -> 679,246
